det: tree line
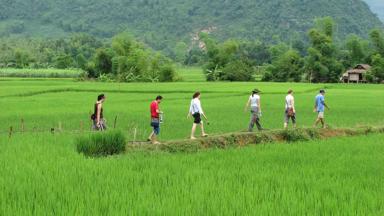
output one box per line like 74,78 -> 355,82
197,17 -> 384,83
0,17 -> 383,83
0,0 -> 382,57
0,33 -> 177,82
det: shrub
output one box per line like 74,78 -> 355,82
76,130 -> 126,157
159,65 -> 176,82
278,129 -> 311,142
222,60 -> 255,81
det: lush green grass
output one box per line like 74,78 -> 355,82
0,132 -> 383,214
1,79 -> 384,141
0,68 -> 83,78
177,66 -> 206,82
1,76 -> 384,214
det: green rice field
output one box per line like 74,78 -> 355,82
1,78 -> 384,140
1,74 -> 384,214
1,132 -> 383,214
0,68 -> 83,78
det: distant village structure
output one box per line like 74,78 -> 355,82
341,64 -> 371,83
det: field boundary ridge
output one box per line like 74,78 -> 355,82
126,126 -> 384,153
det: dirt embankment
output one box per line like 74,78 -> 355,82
126,126 -> 384,153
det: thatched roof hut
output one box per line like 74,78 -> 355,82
341,64 -> 371,83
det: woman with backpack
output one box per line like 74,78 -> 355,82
92,94 -> 107,131
284,89 -> 296,129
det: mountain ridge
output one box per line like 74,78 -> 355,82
0,0 -> 382,55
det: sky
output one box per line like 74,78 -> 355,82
364,0 -> 384,21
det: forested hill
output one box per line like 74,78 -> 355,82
364,0 -> 384,21
0,0 -> 382,53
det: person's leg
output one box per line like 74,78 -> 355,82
200,122 -> 207,136
284,112 -> 289,129
191,123 -> 197,139
255,116 -> 262,131
313,118 -> 320,127
320,118 -> 325,128
292,115 -> 296,128
248,113 -> 255,132
100,119 -> 107,131
313,112 -> 321,127
152,126 -> 160,144
92,120 -> 98,131
148,131 -> 154,141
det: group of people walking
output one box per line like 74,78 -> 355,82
244,88 -> 330,132
91,89 -> 330,144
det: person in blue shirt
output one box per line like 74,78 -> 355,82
313,89 -> 330,128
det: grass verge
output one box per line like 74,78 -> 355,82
126,126 -> 384,153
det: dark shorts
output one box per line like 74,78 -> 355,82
150,118 -> 160,135
193,113 -> 202,124
284,110 -> 296,124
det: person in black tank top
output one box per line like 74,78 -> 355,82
92,94 -> 107,131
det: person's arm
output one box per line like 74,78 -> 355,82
292,97 -> 296,113
244,98 -> 250,112
187,101 -> 192,118
258,98 -> 261,114
199,101 -> 208,120
156,104 -> 162,114
313,100 -> 317,112
322,99 -> 330,110
96,103 -> 101,125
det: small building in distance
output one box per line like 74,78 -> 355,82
341,64 -> 371,83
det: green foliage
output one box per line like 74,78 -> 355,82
94,49 -> 113,75
304,18 -> 344,83
0,0 -> 382,57
263,49 -> 304,82
342,35 -> 369,67
370,29 -> 384,55
54,54 -> 73,69
0,34 -> 102,69
367,54 -> 384,83
277,129 -> 311,142
89,33 -> 177,82
14,49 -> 31,68
76,130 -> 126,157
0,68 -> 83,78
202,36 -> 258,81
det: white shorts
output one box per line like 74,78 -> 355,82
318,112 -> 324,119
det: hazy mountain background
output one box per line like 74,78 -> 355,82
0,0 -> 383,54
364,0 -> 384,21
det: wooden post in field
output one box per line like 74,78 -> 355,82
113,116 -> 118,129
133,128 -> 137,143
58,121 -> 62,132
89,111 -> 93,130
8,126 -> 13,139
80,121 -> 84,133
21,119 -> 25,133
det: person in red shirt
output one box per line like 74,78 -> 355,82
148,96 -> 163,144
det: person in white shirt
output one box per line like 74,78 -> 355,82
284,89 -> 296,129
187,92 -> 208,139
244,89 -> 262,132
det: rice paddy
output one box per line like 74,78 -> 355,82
0,75 -> 383,215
